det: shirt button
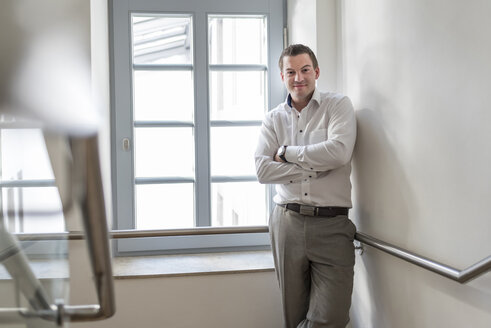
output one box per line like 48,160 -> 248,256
304,193 -> 308,196
309,175 -> 312,178
310,168 -> 313,170
290,181 -> 293,183
300,130 -> 303,133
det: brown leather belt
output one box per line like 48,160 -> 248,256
277,203 -> 349,217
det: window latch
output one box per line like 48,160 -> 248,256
122,138 -> 130,151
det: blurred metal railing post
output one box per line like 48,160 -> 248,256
47,134 -> 115,322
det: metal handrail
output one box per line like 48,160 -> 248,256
355,232 -> 491,283
14,226 -> 490,284
16,226 -> 270,241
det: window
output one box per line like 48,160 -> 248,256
0,118 -> 66,256
110,0 -> 284,253
0,123 -> 64,233
132,14 -> 195,230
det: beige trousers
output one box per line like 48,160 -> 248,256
269,205 -> 356,328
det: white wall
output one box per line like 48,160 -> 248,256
290,0 -> 491,326
90,0 -> 112,227
340,0 -> 491,327
287,0 -> 317,53
74,272 -> 282,328
287,0 -> 340,92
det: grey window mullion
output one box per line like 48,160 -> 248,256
0,180 -> 56,188
111,0 -> 135,231
266,0 -> 285,218
210,120 -> 262,127
134,121 -> 194,128
133,64 -> 193,71
135,177 -> 195,184
268,1 -> 286,108
210,176 -> 257,183
194,12 -> 211,227
209,64 -> 267,71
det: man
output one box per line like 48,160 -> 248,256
255,44 -> 357,328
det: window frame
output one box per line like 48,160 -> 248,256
109,0 -> 284,255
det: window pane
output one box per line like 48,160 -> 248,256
135,183 -> 194,229
134,128 -> 194,178
211,182 -> 267,226
2,187 -> 64,233
209,71 -> 267,121
209,15 -> 267,65
1,129 -> 54,180
210,126 -> 259,176
132,15 -> 193,65
134,70 -> 194,121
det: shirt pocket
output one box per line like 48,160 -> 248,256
308,128 -> 327,144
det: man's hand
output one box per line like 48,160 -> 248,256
274,153 -> 284,162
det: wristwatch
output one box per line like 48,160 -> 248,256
277,145 -> 288,162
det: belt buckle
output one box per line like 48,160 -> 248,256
299,205 -> 316,216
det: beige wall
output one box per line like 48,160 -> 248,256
341,0 -> 491,327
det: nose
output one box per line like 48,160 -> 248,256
294,72 -> 303,82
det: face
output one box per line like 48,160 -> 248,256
281,53 -> 320,105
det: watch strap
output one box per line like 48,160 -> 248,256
279,145 -> 288,162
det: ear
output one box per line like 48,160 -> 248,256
315,67 -> 320,79
280,71 -> 285,82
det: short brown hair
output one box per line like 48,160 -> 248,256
278,44 -> 318,71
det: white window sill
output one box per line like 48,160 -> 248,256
0,251 -> 275,280
113,250 -> 274,279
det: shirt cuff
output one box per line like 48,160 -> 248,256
284,145 -> 300,164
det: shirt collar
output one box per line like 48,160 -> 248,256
286,94 -> 293,108
285,88 -> 321,111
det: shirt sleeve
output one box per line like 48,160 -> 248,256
255,111 -> 318,184
284,96 -> 357,172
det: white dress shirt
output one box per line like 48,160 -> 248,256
255,88 -> 357,207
